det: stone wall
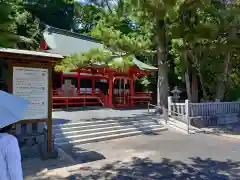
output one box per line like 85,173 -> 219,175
10,122 -> 56,159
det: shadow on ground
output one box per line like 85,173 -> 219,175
52,118 -> 72,125
22,144 -> 106,178
37,157 -> 240,180
210,122 -> 240,135
60,144 -> 106,164
198,122 -> 240,138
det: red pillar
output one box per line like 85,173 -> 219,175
77,71 -> 80,92
129,74 -> 134,107
108,72 -> 114,108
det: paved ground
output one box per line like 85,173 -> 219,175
23,131 -> 240,180
52,108 -> 154,124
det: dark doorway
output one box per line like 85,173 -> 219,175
0,58 -> 8,92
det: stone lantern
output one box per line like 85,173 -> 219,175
171,86 -> 181,102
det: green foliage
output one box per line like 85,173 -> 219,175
55,48 -> 134,72
73,3 -> 103,33
90,15 -> 153,56
13,5 -> 42,49
0,0 -> 41,49
55,0 -> 240,100
24,0 -> 74,30
0,1 -> 19,47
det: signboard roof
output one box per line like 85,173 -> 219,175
0,48 -> 63,59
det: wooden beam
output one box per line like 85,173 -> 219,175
0,52 -> 59,63
47,65 -> 53,152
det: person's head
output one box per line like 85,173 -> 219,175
0,124 -> 13,133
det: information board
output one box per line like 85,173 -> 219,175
13,67 -> 48,120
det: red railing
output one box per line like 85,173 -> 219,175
52,90 -> 153,107
132,92 -> 152,104
52,89 -> 104,107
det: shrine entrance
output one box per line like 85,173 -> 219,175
113,77 -> 130,107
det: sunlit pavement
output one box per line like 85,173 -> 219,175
24,131 -> 240,179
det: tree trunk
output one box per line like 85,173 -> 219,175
183,50 -> 192,101
157,62 -> 168,108
215,52 -> 231,100
197,68 -> 208,100
191,70 -> 198,102
215,27 -> 236,100
156,21 -> 168,109
189,50 -> 208,100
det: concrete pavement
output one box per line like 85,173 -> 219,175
23,131 -> 240,179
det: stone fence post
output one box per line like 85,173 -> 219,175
168,96 -> 172,116
185,99 -> 189,118
185,99 -> 190,133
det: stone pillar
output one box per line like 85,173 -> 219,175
168,96 -> 172,116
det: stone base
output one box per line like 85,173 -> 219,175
39,144 -> 58,160
190,117 -> 205,128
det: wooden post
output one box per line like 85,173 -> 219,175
47,66 -> 53,152
129,74 -> 134,107
168,96 -> 172,116
77,71 -> 80,92
92,77 -> 95,95
108,72 -> 113,108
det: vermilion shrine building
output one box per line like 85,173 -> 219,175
41,26 -> 157,108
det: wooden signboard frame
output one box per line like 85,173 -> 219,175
0,50 -> 61,152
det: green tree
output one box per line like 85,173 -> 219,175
0,0 -> 41,49
73,2 -> 104,34
13,3 -> 42,50
58,0 -> 209,107
57,0 -> 240,103
0,0 -> 20,47
168,0 -> 240,101
24,0 -> 74,30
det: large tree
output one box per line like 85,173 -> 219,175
0,0 -> 20,47
24,0 -> 74,30
171,0 -> 240,101
73,2 -> 104,33
0,0 -> 42,49
57,0 -> 210,106
57,0 -> 240,103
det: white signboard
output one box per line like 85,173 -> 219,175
13,67 -> 48,120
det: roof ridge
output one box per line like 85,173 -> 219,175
44,25 -> 101,43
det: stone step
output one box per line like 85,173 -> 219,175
55,126 -> 167,146
54,123 -> 162,137
55,124 -> 165,143
53,121 -> 159,134
52,117 -> 159,129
